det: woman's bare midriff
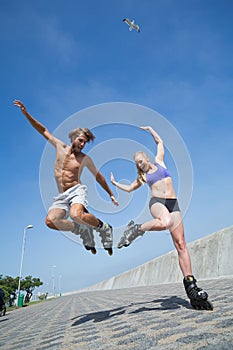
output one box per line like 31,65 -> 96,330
150,177 -> 177,198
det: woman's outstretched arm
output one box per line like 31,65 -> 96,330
110,172 -> 142,192
140,126 -> 165,163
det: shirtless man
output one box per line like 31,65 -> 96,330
14,100 -> 118,256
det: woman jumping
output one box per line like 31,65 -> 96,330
110,126 -> 213,310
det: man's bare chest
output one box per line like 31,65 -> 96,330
62,153 -> 85,172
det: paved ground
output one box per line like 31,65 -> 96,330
0,277 -> 232,350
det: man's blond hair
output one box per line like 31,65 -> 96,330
69,128 -> 95,143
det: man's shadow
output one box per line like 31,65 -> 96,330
71,295 -> 191,327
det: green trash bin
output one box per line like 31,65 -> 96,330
18,294 -> 24,307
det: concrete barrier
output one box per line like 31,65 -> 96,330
81,225 -> 233,291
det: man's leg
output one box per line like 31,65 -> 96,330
46,208 -> 74,231
69,204 -> 99,227
46,208 -> 96,254
70,204 -> 113,256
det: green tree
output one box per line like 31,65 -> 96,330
0,275 -> 18,306
20,276 -> 43,303
38,293 -> 48,301
0,275 -> 44,306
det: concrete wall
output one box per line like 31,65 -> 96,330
81,225 -> 233,292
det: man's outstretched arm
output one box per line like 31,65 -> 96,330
96,172 -> 119,206
84,155 -> 119,206
14,100 -> 65,147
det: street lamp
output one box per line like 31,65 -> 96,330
17,225 -> 33,306
58,274 -> 62,296
52,265 -> 56,297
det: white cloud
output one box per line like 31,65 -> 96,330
37,16 -> 82,64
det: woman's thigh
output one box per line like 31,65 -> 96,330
150,202 -> 171,220
169,211 -> 185,240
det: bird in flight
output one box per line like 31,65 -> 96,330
122,18 -> 140,32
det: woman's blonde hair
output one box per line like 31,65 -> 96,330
134,151 -> 147,184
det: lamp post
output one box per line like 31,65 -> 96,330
58,274 -> 62,296
52,265 -> 56,297
17,225 -> 33,306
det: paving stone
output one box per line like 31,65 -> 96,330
0,277 -> 232,349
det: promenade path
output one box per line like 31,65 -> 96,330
0,276 -> 232,349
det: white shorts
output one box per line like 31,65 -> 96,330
48,184 -> 88,217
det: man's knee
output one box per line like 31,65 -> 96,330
69,210 -> 83,223
45,216 -> 57,229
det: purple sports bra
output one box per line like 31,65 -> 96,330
146,162 -> 171,187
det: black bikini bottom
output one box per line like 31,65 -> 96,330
149,197 -> 180,213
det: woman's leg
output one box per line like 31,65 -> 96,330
169,213 -> 213,309
118,203 -> 174,248
141,202 -> 174,231
169,211 -> 192,277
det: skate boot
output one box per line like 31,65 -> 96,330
183,275 -> 213,310
95,222 -> 113,256
73,223 -> 97,255
117,220 -> 145,249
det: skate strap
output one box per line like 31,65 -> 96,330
136,225 -> 145,235
185,282 -> 196,293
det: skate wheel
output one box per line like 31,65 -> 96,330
85,246 -> 97,255
106,248 -> 113,256
191,299 -> 213,311
204,300 -> 214,310
117,240 -> 130,249
117,241 -> 126,249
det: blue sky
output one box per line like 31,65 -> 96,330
1,0 -> 233,295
